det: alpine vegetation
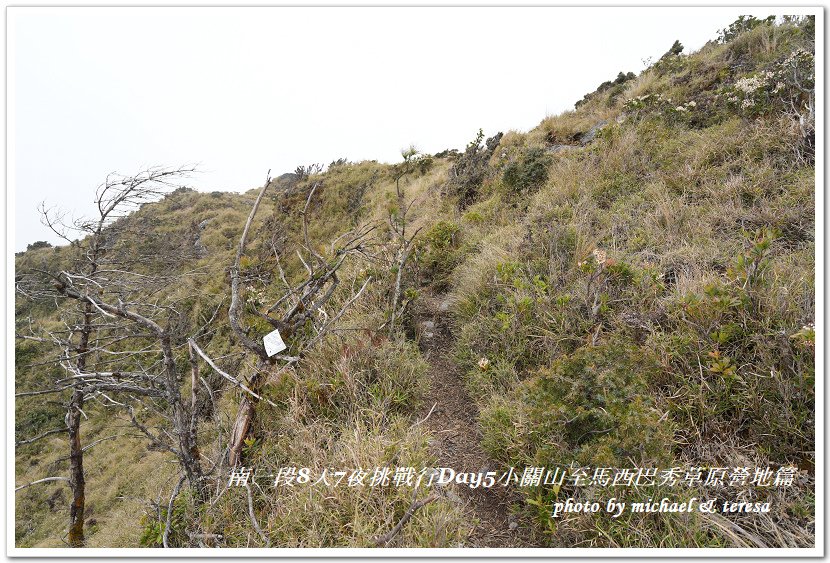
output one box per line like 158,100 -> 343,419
15,15 -> 815,549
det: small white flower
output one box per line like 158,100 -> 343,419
735,75 -> 765,94
592,248 -> 607,265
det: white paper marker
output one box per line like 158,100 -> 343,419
263,328 -> 287,357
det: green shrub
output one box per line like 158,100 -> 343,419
417,221 -> 462,290
463,357 -> 519,406
502,147 -> 550,193
139,491 -> 190,547
524,340 -> 673,467
575,71 -> 636,108
446,129 -> 503,208
718,15 -> 776,44
657,228 -> 814,460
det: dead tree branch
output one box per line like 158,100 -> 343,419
16,427 -> 67,446
188,339 -> 278,408
225,172 -> 375,466
15,476 -> 70,492
374,491 -> 438,547
162,475 -> 187,548
245,484 -> 270,547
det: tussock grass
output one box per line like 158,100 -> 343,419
15,15 -> 815,549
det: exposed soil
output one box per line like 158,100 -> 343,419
415,293 -> 536,548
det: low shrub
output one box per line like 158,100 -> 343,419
501,147 -> 551,194
446,129 -> 503,208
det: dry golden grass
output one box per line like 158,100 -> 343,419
14,15 -> 816,549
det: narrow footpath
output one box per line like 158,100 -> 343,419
415,293 -> 535,547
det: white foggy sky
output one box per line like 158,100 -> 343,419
10,6 -> 777,250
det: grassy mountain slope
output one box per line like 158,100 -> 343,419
15,15 -> 815,548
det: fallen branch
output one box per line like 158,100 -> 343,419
188,532 -> 224,545
410,402 -> 437,429
245,484 -> 270,547
374,491 -> 438,547
189,532 -> 223,540
702,512 -> 769,549
228,172 -> 271,359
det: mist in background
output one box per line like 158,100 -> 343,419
10,7 -> 773,250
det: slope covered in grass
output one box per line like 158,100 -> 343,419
15,15 -> 815,548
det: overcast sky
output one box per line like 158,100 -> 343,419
10,6 -> 778,250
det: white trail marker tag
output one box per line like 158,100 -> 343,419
263,328 -> 287,357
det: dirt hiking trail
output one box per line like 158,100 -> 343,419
415,293 -> 537,548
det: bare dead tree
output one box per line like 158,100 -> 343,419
16,167 -> 200,545
220,173 -> 376,466
778,49 -> 816,163
48,268 -> 210,503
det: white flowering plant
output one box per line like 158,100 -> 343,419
622,93 -> 698,125
721,49 -> 814,119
